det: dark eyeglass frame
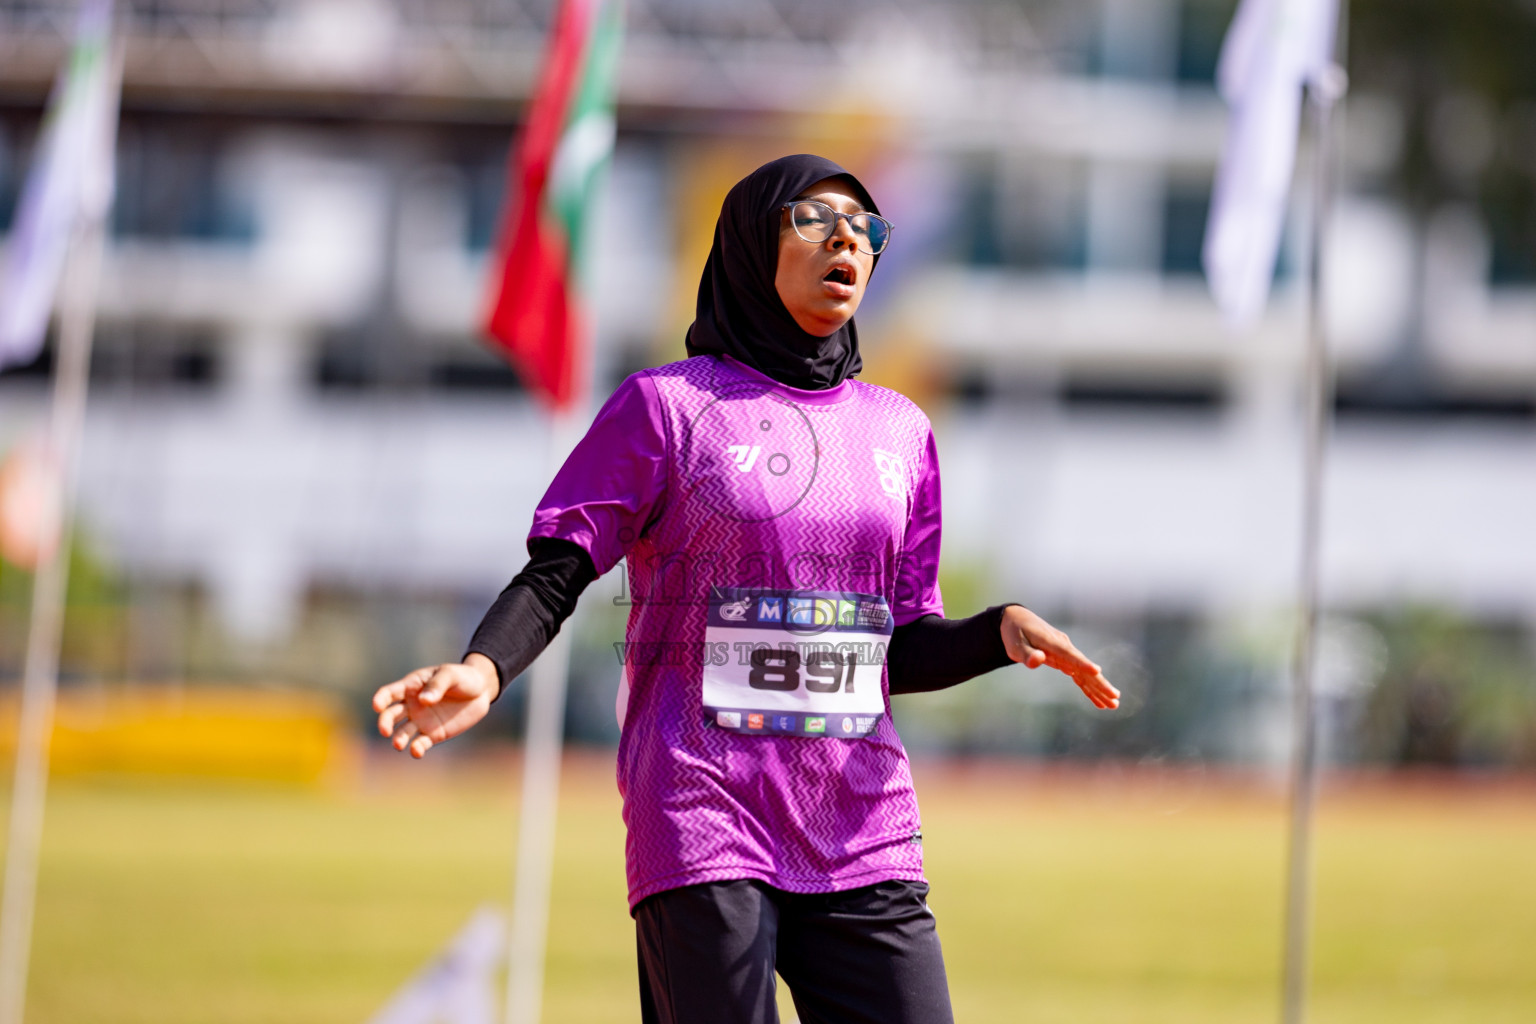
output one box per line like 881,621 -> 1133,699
780,200 -> 894,255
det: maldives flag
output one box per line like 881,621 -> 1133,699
483,0 -> 624,412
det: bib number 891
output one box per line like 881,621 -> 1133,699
748,648 -> 856,693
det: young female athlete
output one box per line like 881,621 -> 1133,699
372,154 -> 1119,1024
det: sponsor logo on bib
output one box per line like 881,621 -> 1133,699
703,587 -> 892,739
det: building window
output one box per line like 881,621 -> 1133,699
1162,183 -> 1211,275
464,146 -> 508,253
111,120 -> 255,243
959,156 -> 1088,271
1176,0 -> 1233,85
1484,175 -> 1536,285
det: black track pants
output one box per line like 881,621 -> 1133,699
634,878 -> 955,1024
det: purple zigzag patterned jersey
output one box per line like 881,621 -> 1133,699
530,354 -> 944,909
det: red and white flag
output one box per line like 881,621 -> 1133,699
482,0 -> 624,412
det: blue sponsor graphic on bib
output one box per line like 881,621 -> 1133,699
706,587 -> 895,636
703,587 -> 892,739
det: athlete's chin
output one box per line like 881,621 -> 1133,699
795,299 -> 860,337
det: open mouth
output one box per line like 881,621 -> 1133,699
822,264 -> 857,287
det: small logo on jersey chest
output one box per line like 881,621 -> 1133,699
727,445 -> 761,472
873,449 -> 906,498
688,385 -> 819,523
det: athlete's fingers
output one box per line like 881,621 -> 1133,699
1025,630 -> 1116,707
417,666 -> 451,706
377,701 -> 408,737
1043,636 -> 1100,677
392,721 -> 420,752
415,705 -> 452,743
1075,670 -> 1120,709
1074,665 -> 1108,693
1086,681 -> 1118,706
409,734 -> 434,758
373,667 -> 434,712
372,681 -> 407,712
1044,647 -> 1102,682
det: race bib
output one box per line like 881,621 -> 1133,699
703,586 -> 893,739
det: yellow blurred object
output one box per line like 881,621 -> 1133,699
858,328 -> 944,416
0,686 -> 352,785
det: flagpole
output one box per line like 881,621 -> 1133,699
1279,60 -> 1347,1024
503,412 -> 582,1024
485,0 -> 621,1013
0,208 -> 105,1024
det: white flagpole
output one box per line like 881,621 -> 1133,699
1199,1 -> 1347,1018
0,187 -> 107,1024
0,24 -> 119,1022
1280,60 -> 1347,1024
503,413 -> 582,1024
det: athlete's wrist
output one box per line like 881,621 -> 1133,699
463,652 -> 501,699
997,603 -> 1027,635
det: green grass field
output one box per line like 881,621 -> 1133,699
14,751 -> 1536,1023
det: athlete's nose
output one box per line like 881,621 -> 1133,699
826,216 -> 858,251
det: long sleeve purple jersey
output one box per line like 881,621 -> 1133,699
531,354 -> 945,909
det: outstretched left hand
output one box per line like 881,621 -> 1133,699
371,653 -> 500,758
1000,605 -> 1120,710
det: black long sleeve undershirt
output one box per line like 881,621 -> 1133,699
886,605 -> 1018,694
465,537 -> 1020,699
465,537 -> 598,697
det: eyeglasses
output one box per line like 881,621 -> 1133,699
780,200 -> 893,255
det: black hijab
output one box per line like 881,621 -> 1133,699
685,154 -> 880,391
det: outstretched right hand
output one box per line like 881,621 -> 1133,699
372,653 -> 500,758
1000,605 -> 1121,710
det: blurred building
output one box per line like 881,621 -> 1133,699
2,0 -> 1535,755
